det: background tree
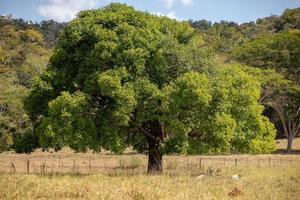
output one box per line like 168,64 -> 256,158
25,3 -> 276,173
39,20 -> 66,48
233,29 -> 300,83
243,66 -> 300,151
190,20 -> 244,53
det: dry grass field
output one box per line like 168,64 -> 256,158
0,137 -> 299,199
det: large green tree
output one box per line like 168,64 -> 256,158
25,3 -> 275,173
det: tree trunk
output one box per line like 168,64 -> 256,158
145,120 -> 164,174
147,138 -> 162,173
287,136 -> 293,152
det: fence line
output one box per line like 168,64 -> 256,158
2,156 -> 299,175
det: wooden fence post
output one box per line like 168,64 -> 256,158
186,157 -> 189,170
73,159 -> 76,174
89,159 -> 91,172
198,158 -> 202,170
235,158 -> 237,167
11,161 -> 16,173
41,160 -> 46,174
58,157 -> 61,171
27,160 -> 30,174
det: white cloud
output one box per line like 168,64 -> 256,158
162,0 -> 174,8
37,0 -> 99,22
151,11 -> 179,20
161,0 -> 192,9
180,0 -> 193,6
166,11 -> 178,19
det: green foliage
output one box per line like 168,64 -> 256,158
191,7 -> 300,56
279,8 -> 300,30
191,20 -> 244,53
163,66 -> 276,154
241,65 -> 300,144
213,66 -> 276,153
1,15 -> 65,48
36,91 -> 98,152
0,131 -> 13,153
233,29 -> 300,82
13,131 -> 39,153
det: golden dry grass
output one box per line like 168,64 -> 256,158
0,165 -> 299,200
0,137 -> 299,199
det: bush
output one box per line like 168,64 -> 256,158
13,131 -> 39,153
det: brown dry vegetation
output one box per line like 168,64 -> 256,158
0,138 -> 299,199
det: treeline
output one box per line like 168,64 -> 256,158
0,15 -> 65,48
190,8 -> 300,54
0,6 -> 299,154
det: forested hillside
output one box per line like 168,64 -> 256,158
0,6 -> 299,154
0,16 -> 64,152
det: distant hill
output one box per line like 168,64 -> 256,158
0,16 -> 63,152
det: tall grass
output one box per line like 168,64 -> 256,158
0,165 -> 299,200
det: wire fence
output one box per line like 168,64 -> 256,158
1,154 -> 299,175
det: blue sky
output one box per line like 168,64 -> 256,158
0,0 -> 299,23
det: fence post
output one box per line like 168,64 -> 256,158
27,160 -> 30,174
44,160 -> 47,174
89,159 -> 91,172
58,157 -> 61,171
11,161 -> 16,173
73,159 -> 76,174
269,157 -> 271,166
198,158 -> 202,170
41,160 -> 46,174
235,158 -> 237,167
186,157 -> 189,170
